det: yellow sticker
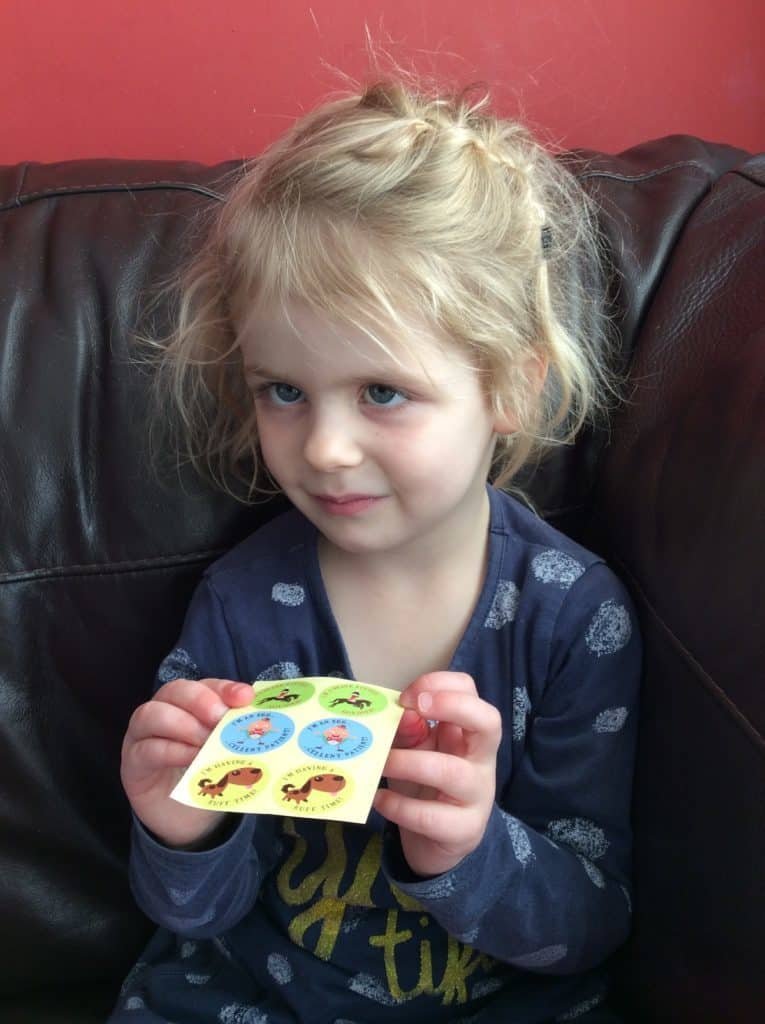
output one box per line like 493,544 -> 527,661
190,759 -> 268,809
277,763 -> 354,815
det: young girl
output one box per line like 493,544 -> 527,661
113,78 -> 640,1024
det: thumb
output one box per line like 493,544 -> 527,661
219,680 -> 256,706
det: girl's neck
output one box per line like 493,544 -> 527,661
316,487 -> 493,690
318,486 -> 491,587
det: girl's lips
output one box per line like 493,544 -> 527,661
312,494 -> 385,516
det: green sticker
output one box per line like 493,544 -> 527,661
318,683 -> 387,716
252,680 -> 315,709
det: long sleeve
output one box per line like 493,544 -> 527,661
127,575 -> 277,936
383,563 -> 641,975
129,816 -> 270,937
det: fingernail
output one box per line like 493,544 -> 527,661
417,692 -> 433,714
212,702 -> 228,720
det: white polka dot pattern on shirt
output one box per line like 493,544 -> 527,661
411,873 -> 456,899
157,646 -> 202,684
471,977 -> 504,998
185,972 -> 211,986
585,599 -> 632,656
593,707 -> 629,733
348,973 -> 400,1005
511,944 -> 568,968
256,661 -> 303,681
501,811 -> 536,865
267,952 -> 293,984
512,686 -> 532,741
577,854 -> 606,889
620,884 -> 633,914
168,887 -> 195,906
340,906 -> 369,934
556,993 -> 605,1020
219,1005 -> 270,1024
119,960 -> 148,998
545,817 -> 609,860
531,550 -> 586,589
271,582 -> 305,607
213,935 -> 236,962
484,579 -> 520,629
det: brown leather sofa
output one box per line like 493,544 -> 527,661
1,137 -> 763,1023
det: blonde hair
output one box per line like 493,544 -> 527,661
144,78 -> 614,500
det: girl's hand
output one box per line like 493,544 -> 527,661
374,671 -> 502,878
121,677 -> 254,849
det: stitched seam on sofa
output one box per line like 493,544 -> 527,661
12,161 -> 29,206
732,167 -> 765,188
0,549 -> 228,585
584,162 -> 728,499
0,180 -> 226,212
603,551 -> 765,753
576,160 -> 711,184
1,161 -> 718,211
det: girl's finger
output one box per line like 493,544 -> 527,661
415,691 -> 502,761
374,786 -> 485,845
383,748 -> 488,804
124,737 -> 202,775
391,708 -> 434,750
399,671 -> 477,712
126,700 -> 212,748
152,677 -> 253,728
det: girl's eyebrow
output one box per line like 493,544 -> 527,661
243,364 -> 291,381
244,363 -> 429,391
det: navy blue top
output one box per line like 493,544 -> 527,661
114,486 -> 641,1024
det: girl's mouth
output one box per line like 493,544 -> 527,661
312,493 -> 385,516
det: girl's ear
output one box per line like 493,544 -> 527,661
492,353 -> 549,436
492,405 -> 519,436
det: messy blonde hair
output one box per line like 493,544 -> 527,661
145,78 -> 613,499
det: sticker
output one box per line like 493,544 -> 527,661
170,676 -> 404,824
192,760 -> 268,809
252,680 -> 315,709
277,764 -> 353,814
318,684 -> 388,716
298,717 -> 373,761
221,711 -> 294,754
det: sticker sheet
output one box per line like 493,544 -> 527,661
171,677 -> 404,824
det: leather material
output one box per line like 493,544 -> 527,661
597,153 -> 765,1021
0,140 -> 761,1022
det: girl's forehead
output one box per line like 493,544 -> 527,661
239,299 -> 467,379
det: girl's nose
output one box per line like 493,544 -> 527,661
302,409 -> 363,471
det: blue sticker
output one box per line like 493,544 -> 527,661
221,711 -> 294,755
297,718 -> 373,761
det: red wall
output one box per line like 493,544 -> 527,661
1,0 -> 763,164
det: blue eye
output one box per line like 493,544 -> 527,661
269,383 -> 304,406
364,384 -> 406,407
